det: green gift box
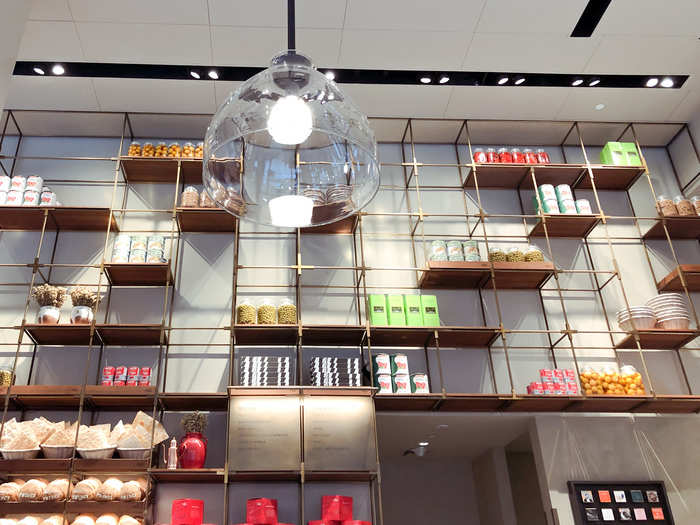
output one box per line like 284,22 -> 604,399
620,142 -> 642,166
386,294 -> 406,326
600,141 -> 626,166
404,295 -> 424,326
420,295 -> 440,327
368,294 -> 388,326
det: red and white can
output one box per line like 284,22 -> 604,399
553,383 -> 565,395
527,382 -> 544,395
543,381 -> 556,395
566,383 -> 579,395
102,366 -> 115,381
114,365 -> 127,381
539,369 -> 553,382
472,148 -> 487,163
553,369 -> 565,384
100,379 -> 114,386
6,190 -> 22,205
138,378 -> 151,386
113,380 -> 126,386
564,369 -> 577,383
126,379 -> 139,387
22,190 -> 40,206
139,367 -> 152,380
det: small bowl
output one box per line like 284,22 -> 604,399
658,318 -> 690,330
0,448 -> 40,460
117,447 -> 150,459
619,316 -> 657,331
41,444 -> 75,459
77,446 -> 116,459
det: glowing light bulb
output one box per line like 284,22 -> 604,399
267,95 -> 313,145
268,195 -> 314,227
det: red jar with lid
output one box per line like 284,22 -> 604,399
536,148 -> 551,164
510,148 -> 525,163
524,149 -> 538,164
497,148 -> 513,163
472,148 -> 487,163
485,148 -> 499,163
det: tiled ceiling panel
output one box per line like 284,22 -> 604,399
474,0 -> 589,35
208,0 -> 347,28
18,21 -> 84,61
92,78 -> 216,113
341,84 -> 452,118
28,0 -> 72,21
345,0 -> 485,32
445,86 -> 570,120
68,0 -> 210,25
6,76 -> 99,110
596,0 -> 700,36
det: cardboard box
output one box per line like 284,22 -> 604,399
543,382 -> 556,395
368,294 -> 388,326
321,495 -> 353,521
372,354 -> 391,375
566,383 -> 579,395
246,498 -> 278,524
420,295 -> 439,326
552,369 -> 565,384
539,369 -> 553,382
600,141 -> 626,166
552,383 -> 565,395
411,373 -> 430,393
564,369 -> 577,383
392,374 -> 411,394
403,295 -> 423,326
620,142 -> 642,166
527,382 -> 544,395
386,294 -> 406,326
391,354 -> 410,375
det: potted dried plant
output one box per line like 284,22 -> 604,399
177,411 -> 207,469
31,284 -> 67,324
70,287 -> 98,325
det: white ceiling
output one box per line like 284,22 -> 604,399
6,0 -> 700,122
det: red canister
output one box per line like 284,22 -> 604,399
510,148 -> 525,163
102,366 -> 115,380
115,366 -> 127,381
485,148 -> 499,163
113,380 -> 126,386
138,379 -> 152,386
523,149 -> 538,164
497,148 -> 513,163
100,379 -> 114,386
126,379 -> 139,386
472,148 -> 487,163
536,148 -> 551,164
171,498 -> 204,525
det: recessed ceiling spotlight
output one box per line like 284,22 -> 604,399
325,71 -> 335,81
646,77 -> 659,88
208,69 -> 219,80
497,76 -> 509,85
514,76 -> 526,85
589,77 -> 600,86
420,76 -> 432,84
33,66 -> 45,75
595,103 -> 606,110
571,78 -> 584,86
190,70 -> 201,79
438,75 -> 449,84
418,441 -> 429,446
51,64 -> 65,75
660,77 -> 674,88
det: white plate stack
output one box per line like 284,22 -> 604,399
617,306 -> 656,331
646,293 -> 691,330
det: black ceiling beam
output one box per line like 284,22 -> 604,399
571,0 -> 613,37
13,61 -> 690,89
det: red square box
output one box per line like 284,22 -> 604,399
553,369 -> 565,383
543,382 -> 556,395
598,490 -> 611,503
527,382 -> 544,395
564,369 -> 577,383
552,384 -> 565,396
566,383 -> 579,395
539,369 -> 553,382
322,495 -> 353,521
246,498 -> 278,524
651,507 -> 664,520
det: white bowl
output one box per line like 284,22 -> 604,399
117,447 -> 150,459
658,318 -> 690,330
620,317 -> 657,331
0,448 -> 40,460
41,444 -> 75,459
77,446 -> 116,459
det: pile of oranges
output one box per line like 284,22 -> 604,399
579,366 -> 646,396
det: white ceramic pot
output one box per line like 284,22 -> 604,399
70,306 -> 94,325
37,305 -> 60,324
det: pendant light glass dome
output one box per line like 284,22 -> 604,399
203,51 -> 380,228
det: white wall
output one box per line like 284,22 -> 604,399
472,448 -> 517,525
0,1 -> 27,112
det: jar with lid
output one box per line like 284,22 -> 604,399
0,174 -> 9,192
510,148 -> 525,163
167,142 -> 182,158
523,149 -> 538,164
472,148 -> 487,163
620,365 -> 645,395
199,190 -> 215,208
277,298 -> 297,325
429,240 -> 448,262
691,196 -> 700,215
142,142 -> 155,157
194,142 -> 203,158
236,298 -> 256,324
0,367 -> 14,387
488,246 -> 507,262
673,195 -> 694,216
40,187 -> 56,206
578,366 -> 602,395
22,190 -> 40,206
257,299 -> 277,324
182,142 -> 195,158
180,186 -> 199,207
656,195 -> 677,216
154,142 -> 168,157
485,148 -> 499,163
127,141 -> 142,156
524,245 -> 544,262
447,240 -> 464,261
497,148 -> 513,163
462,240 -> 481,261
536,148 -> 550,164
505,246 -> 526,262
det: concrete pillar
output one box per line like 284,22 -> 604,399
0,1 -> 29,111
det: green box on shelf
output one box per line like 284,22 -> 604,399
620,142 -> 642,166
600,141 -> 626,166
420,295 -> 440,327
403,295 -> 424,326
386,294 -> 407,326
368,294 -> 388,326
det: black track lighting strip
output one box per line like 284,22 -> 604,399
571,0 -> 612,37
12,61 -> 689,89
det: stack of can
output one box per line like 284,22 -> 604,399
239,356 -> 290,386
111,234 -> 167,263
111,234 -> 132,263
0,175 -> 56,207
372,353 -> 430,394
101,366 -> 152,386
309,357 -> 361,386
533,184 -> 592,216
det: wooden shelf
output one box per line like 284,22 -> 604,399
0,501 -> 145,515
96,324 -> 166,346
176,207 -> 237,232
576,165 -> 646,190
104,262 -> 172,286
9,385 -> 82,409
232,324 -> 298,345
74,458 -> 149,472
657,265 -> 700,292
229,471 -> 300,481
301,215 -> 358,234
86,385 -> 156,409
373,394 -> 444,411
0,207 -> 117,232
120,157 -> 202,184
150,468 -> 224,482
642,215 -> 700,240
615,329 -> 698,349
463,163 -> 584,189
158,392 -> 228,411
0,459 -> 148,475
369,326 -> 500,348
24,324 -> 166,346
418,261 -> 554,289
529,214 -> 600,238
302,325 -> 367,346
24,324 -> 94,346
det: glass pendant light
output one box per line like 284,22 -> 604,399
203,0 -> 380,228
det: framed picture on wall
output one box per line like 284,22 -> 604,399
568,481 -> 674,525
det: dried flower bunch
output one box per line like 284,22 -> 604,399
70,287 -> 98,309
181,411 -> 207,434
31,284 -> 67,307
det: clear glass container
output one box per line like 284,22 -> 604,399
277,298 -> 297,325
182,142 -> 195,158
141,142 -> 155,157
673,195 -> 694,216
505,246 -> 525,262
154,142 -> 168,157
691,196 -> 700,215
656,195 -> 677,216
167,142 -> 182,158
0,367 -> 14,386
524,244 -> 544,262
180,186 -> 199,207
194,142 -> 203,158
488,246 -> 507,262
257,299 -> 277,324
236,298 -> 256,324
127,141 -> 141,156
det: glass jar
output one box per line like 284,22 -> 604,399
691,196 -> 700,215
506,246 -> 525,262
182,142 -> 195,158
429,240 -> 448,262
600,366 -> 624,395
536,148 -> 550,164
673,195 -> 694,216
579,366 -> 602,396
154,142 -> 168,157
620,365 -> 645,396
257,299 -> 277,324
472,148 -> 487,163
497,148 -> 513,163
447,240 -> 464,261
236,299 -> 256,324
199,190 -> 215,208
656,195 -> 678,216
510,148 -> 525,163
523,149 -> 538,164
127,141 -> 141,156
141,142 -> 155,157
180,186 -> 199,208
194,142 -> 203,158
524,245 -> 544,262
485,148 -> 499,163
167,142 -> 182,158
0,367 -> 14,387
488,246 -> 507,262
462,240 -> 481,261
277,298 -> 297,325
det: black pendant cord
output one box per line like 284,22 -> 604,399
287,0 -> 296,52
